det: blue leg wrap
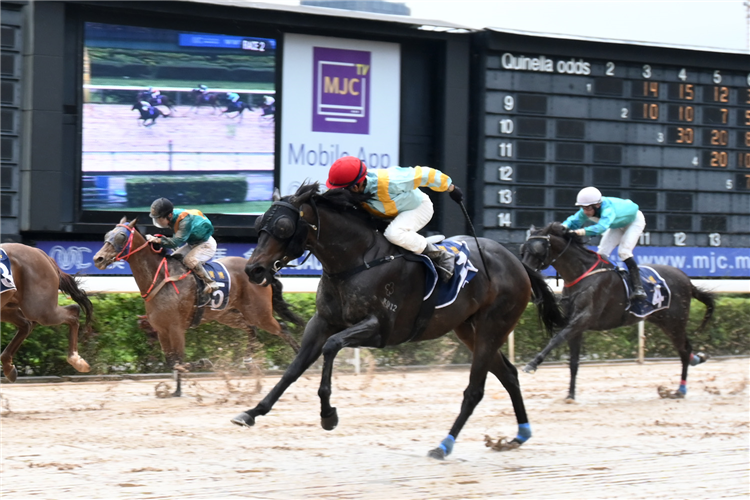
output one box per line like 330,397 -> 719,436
678,383 -> 687,395
515,423 -> 532,443
689,353 -> 703,366
438,435 -> 455,455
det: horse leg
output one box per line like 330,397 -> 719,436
317,316 -> 381,431
248,304 -> 300,353
231,314 -> 331,427
484,351 -> 533,450
657,323 -> 705,399
0,307 -> 34,382
523,322 -> 585,374
428,337 -> 493,460
58,303 -> 90,373
566,334 -> 583,402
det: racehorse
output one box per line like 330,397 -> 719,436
520,222 -> 714,400
231,183 -> 567,459
92,218 -> 303,396
0,243 -> 94,382
132,102 -> 170,127
189,89 -> 221,113
220,101 -> 253,122
135,92 -> 177,114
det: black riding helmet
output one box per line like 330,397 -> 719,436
150,197 -> 174,219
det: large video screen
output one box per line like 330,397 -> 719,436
81,22 -> 276,215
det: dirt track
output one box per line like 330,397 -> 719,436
2,358 -> 748,499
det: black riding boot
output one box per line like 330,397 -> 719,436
624,257 -> 647,301
422,243 -> 455,283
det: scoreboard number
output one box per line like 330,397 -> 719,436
709,233 -> 721,247
498,166 -> 513,181
674,232 -> 687,246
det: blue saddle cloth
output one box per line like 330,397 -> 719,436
203,261 -> 231,311
415,239 -> 478,309
0,248 -> 16,294
621,265 -> 671,318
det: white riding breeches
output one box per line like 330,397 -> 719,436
597,211 -> 646,261
173,237 -> 217,268
383,191 -> 433,254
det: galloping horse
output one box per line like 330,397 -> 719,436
132,102 -> 170,127
135,92 -> 177,114
189,90 -> 221,113
93,218 -> 302,396
220,101 -> 253,121
1,243 -> 93,381
520,222 -> 714,400
232,183 -> 567,459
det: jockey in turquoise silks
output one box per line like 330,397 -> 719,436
146,197 -> 219,294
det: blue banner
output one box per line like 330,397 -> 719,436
178,34 -> 276,51
539,246 -> 750,278
34,242 -> 750,278
36,241 -> 322,276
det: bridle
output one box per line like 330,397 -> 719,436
254,199 -> 319,273
104,223 -> 189,300
105,224 -> 152,262
521,234 -> 571,272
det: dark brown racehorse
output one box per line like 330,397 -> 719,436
93,218 -> 302,396
232,183 -> 567,459
520,222 -> 714,400
1,243 -> 94,381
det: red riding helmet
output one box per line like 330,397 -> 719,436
326,156 -> 367,189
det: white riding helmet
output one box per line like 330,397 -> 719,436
575,186 -> 602,206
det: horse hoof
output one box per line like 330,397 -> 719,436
522,364 -> 536,374
564,397 -> 576,404
321,407 -> 338,431
3,366 -> 17,383
231,412 -> 256,427
427,447 -> 446,460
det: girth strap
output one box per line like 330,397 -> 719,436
327,253 -> 404,281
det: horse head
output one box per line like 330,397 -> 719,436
520,222 -> 579,271
245,185 -> 317,286
93,217 -> 143,269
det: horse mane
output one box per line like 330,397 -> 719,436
293,182 -> 389,231
536,222 -> 588,250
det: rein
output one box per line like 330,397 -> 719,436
563,252 -> 611,288
109,224 -> 192,301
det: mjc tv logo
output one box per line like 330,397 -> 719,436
313,47 -> 371,134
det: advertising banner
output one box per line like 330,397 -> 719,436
36,242 -> 750,278
280,34 -> 401,196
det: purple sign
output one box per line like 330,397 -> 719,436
312,47 -> 371,135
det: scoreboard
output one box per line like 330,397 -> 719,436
479,32 -> 750,254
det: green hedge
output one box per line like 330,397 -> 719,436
126,176 -> 247,206
2,293 -> 748,378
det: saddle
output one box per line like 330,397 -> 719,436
617,265 -> 671,318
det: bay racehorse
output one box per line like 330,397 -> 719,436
520,222 -> 714,400
93,218 -> 302,396
231,183 -> 567,459
189,90 -> 221,113
1,243 -> 93,381
135,92 -> 177,114
220,101 -> 253,121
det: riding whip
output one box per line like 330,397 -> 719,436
458,200 -> 490,280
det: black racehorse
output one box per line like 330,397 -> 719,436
189,89 -> 221,113
132,102 -> 170,126
135,92 -> 177,113
232,183 -> 567,459
520,222 -> 714,400
220,101 -> 253,121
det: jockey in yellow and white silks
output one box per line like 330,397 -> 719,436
326,156 -> 464,282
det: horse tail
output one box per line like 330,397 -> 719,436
522,261 -> 567,335
690,284 -> 715,334
48,254 -> 94,335
270,277 -> 305,327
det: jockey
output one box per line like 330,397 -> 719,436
263,95 -> 275,106
326,156 -> 464,282
147,87 -> 160,100
562,186 -> 647,300
146,198 -> 220,295
197,84 -> 208,94
138,101 -> 154,115
227,92 -> 240,104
